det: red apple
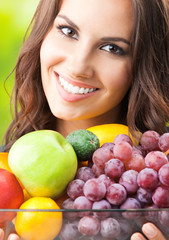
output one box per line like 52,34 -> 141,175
0,168 -> 24,227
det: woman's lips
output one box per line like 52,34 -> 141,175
54,72 -> 99,102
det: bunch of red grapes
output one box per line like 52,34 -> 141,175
59,131 -> 169,240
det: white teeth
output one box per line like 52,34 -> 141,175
72,86 -> 80,93
89,88 -> 94,92
84,88 -> 89,94
79,88 -> 85,94
59,76 -> 96,94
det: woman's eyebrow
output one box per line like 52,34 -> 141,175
101,37 -> 130,46
57,14 -> 80,31
57,14 -> 130,46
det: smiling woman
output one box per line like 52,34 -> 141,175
3,0 -> 169,149
40,0 -> 133,124
1,1 -> 169,238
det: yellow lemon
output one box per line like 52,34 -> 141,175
15,197 -> 62,240
87,124 -> 140,146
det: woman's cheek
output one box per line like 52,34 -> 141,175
103,60 -> 132,91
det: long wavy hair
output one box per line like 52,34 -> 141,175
4,0 -> 169,151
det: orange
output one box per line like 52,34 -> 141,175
87,123 -> 140,146
0,152 -> 12,172
15,197 -> 62,240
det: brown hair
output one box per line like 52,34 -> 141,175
128,0 -> 169,135
4,0 -> 169,151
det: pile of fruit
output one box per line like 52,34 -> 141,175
0,124 -> 168,240
0,130 -> 78,240
59,129 -> 169,239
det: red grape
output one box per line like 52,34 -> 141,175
144,204 -> 159,223
100,218 -> 121,239
59,221 -> 80,240
76,167 -> 95,182
113,141 -> 133,161
101,142 -> 114,151
137,168 -> 159,190
159,163 -> 169,187
62,198 -> 77,220
104,158 -> 125,180
83,178 -> 106,201
92,200 -> 111,219
92,147 -> 114,169
125,150 -> 145,172
136,187 -> 153,205
145,151 -> 168,172
106,183 -> 127,205
78,216 -> 100,236
119,170 -> 139,195
152,185 -> 169,207
74,196 -> 93,217
120,198 -> 141,219
97,174 -> 114,189
67,179 -> 85,200
73,196 -> 93,209
158,133 -> 169,152
92,164 -> 104,177
140,130 -> 160,151
113,134 -> 133,146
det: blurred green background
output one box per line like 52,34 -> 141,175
0,0 -> 39,145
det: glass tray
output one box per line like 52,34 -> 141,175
1,208 -> 169,240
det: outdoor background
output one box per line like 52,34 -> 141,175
0,0 -> 39,144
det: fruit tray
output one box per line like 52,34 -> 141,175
1,208 -> 169,240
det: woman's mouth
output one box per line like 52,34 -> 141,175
58,76 -> 97,95
53,71 -> 99,102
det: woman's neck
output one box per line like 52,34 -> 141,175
56,106 -> 125,137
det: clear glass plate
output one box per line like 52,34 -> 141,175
1,208 -> 169,240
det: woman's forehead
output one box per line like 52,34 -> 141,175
57,0 -> 134,40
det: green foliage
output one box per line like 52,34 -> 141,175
0,0 -> 39,144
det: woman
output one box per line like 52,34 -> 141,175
1,0 -> 169,239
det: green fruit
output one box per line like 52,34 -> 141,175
8,130 -> 77,199
66,129 -> 100,161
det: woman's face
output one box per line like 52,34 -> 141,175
40,0 -> 134,122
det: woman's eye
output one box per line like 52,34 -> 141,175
58,26 -> 78,39
101,44 -> 125,55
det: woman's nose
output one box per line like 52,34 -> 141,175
66,45 -> 95,79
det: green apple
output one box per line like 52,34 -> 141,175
8,130 -> 78,199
